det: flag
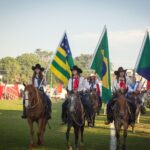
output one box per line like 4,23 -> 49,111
135,31 -> 150,80
90,26 -> 111,103
50,32 -> 74,85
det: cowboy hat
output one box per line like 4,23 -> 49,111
114,67 -> 126,76
71,65 -> 82,73
90,73 -> 96,77
32,64 -> 45,71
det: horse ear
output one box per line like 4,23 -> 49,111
23,82 -> 26,87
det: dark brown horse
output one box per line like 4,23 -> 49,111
112,92 -> 130,150
129,92 -> 143,133
66,92 -> 85,150
89,89 -> 100,126
24,84 -> 48,149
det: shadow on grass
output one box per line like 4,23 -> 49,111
0,104 -> 109,150
0,102 -> 150,150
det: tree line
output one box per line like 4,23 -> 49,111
0,49 -> 94,85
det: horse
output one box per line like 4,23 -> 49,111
89,89 -> 100,126
66,92 -> 85,150
112,91 -> 130,150
126,91 -> 142,134
141,90 -> 150,108
23,84 -> 49,148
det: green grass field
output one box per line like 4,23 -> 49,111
0,100 -> 150,150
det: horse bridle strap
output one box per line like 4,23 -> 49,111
27,88 -> 40,110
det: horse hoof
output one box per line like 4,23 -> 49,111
122,145 -> 126,150
80,142 -> 84,146
132,130 -> 135,134
68,146 -> 73,150
37,140 -> 43,145
28,144 -> 35,149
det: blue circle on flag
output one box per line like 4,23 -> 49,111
102,61 -> 107,77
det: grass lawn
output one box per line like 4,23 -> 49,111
0,100 -> 150,150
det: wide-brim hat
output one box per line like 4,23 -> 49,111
71,65 -> 82,74
32,64 -> 45,71
114,67 -> 126,76
90,73 -> 96,77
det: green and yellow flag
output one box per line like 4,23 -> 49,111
135,31 -> 150,80
90,26 -> 111,103
50,33 -> 74,86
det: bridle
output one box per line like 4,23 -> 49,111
25,86 -> 40,110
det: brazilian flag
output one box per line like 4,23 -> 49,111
135,31 -> 150,80
90,26 -> 111,103
50,33 -> 74,86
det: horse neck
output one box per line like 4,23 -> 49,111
32,89 -> 43,107
115,97 -> 129,117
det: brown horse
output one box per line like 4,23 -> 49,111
24,84 -> 48,148
128,92 -> 143,133
113,92 -> 130,150
89,89 -> 99,126
66,92 -> 85,150
142,90 -> 150,108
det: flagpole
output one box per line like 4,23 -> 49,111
135,30 -> 148,71
89,25 -> 107,68
38,31 -> 66,88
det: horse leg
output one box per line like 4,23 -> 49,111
40,119 -> 47,145
66,124 -> 72,150
80,124 -> 85,146
42,119 -> 47,143
37,119 -> 43,145
137,111 -> 140,124
122,124 -> 128,150
115,124 -> 120,150
131,123 -> 135,134
93,113 -> 95,127
27,119 -> 35,148
74,126 -> 79,150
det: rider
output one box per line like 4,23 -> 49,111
127,76 -> 142,100
22,64 -> 52,119
61,65 -> 93,127
105,67 -> 136,125
127,76 -> 145,113
88,73 -> 101,104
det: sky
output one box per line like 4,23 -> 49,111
0,0 -> 150,69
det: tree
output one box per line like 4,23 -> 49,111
16,53 -> 43,83
0,57 -> 21,83
74,54 -> 93,76
74,53 -> 113,77
35,49 -> 53,64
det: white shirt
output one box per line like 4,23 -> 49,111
128,81 -> 142,93
33,76 -> 46,88
89,78 -> 99,89
112,76 -> 131,93
67,76 -> 90,91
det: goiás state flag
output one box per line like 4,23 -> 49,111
50,32 -> 74,86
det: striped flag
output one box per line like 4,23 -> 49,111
50,33 -> 74,85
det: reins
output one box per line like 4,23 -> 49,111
27,87 -> 40,110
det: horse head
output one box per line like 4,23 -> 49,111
67,91 -> 80,113
67,91 -> 84,126
114,87 -> 128,97
117,97 -> 128,119
23,84 -> 38,109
